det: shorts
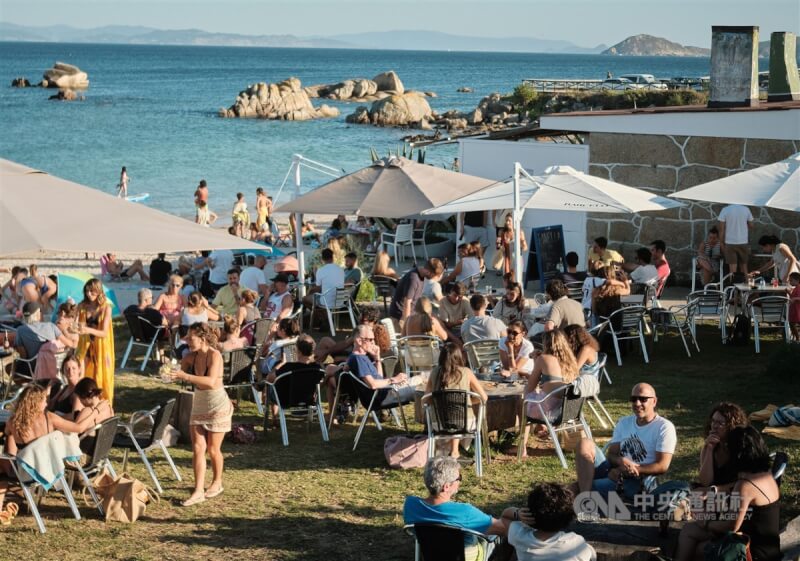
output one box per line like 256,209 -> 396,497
723,244 -> 750,267
590,445 -> 657,500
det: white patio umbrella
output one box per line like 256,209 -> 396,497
0,158 -> 266,256
423,164 -> 685,284
669,152 -> 800,212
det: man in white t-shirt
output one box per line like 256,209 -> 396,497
629,247 -> 659,285
240,254 -> 268,295
573,382 -> 676,499
207,249 -> 235,291
302,248 -> 344,310
718,204 -> 754,275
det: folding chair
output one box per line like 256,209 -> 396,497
602,306 -> 650,366
222,348 -> 261,414
398,335 -> 441,377
311,287 -> 357,337
748,296 -> 790,354
518,383 -> 593,468
264,366 -> 328,446
66,416 -> 119,516
651,298 -> 701,358
120,313 -> 166,372
381,223 -> 415,268
371,275 -> 396,316
404,523 -> 497,561
423,390 -> 488,477
113,398 -> 181,494
687,290 -> 727,342
462,339 -> 501,374
328,370 -> 411,451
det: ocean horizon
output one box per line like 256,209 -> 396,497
0,41 -> 761,221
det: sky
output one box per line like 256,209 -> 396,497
1,0 -> 798,48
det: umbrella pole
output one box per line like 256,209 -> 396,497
294,162 -> 306,299
455,213 -> 463,271
513,163 -> 523,287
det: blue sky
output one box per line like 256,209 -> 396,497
1,0 -> 797,47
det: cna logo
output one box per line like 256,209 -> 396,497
574,491 -> 632,521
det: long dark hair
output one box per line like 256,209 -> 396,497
436,343 -> 466,391
505,282 -> 526,312
727,426 -> 771,474
563,324 -> 599,355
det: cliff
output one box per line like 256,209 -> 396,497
602,34 -> 710,57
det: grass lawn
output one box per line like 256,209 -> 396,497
1,320 -> 798,560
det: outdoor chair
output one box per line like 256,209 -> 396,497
691,256 -> 726,293
601,305 -> 650,366
264,366 -> 328,446
565,281 -> 584,302
651,298 -> 701,358
581,352 -> 615,429
112,398 -> 181,494
771,451 -> 788,485
404,523 -> 497,561
120,313 -> 166,372
398,335 -> 441,377
5,349 -> 67,399
423,390 -> 488,477
748,296 -> 790,354
371,275 -> 397,315
518,383 -> 593,468
381,354 -> 398,378
380,317 -> 400,356
687,289 -> 727,342
222,348 -> 261,414
311,286 -> 357,336
243,317 -> 274,356
412,221 -> 430,261
462,339 -> 501,374
66,416 -> 119,516
381,223 -> 415,268
327,370 -> 411,451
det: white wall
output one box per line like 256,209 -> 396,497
458,139 -> 591,267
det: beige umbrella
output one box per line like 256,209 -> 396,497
275,156 -> 497,218
0,158 -> 266,256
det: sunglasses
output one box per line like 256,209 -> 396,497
451,474 -> 463,484
630,396 -> 654,403
360,337 -> 375,342
507,331 -> 521,336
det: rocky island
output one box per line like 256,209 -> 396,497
219,77 -> 339,120
602,34 -> 710,57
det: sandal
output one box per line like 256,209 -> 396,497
5,503 -> 19,518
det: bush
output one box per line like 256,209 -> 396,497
764,343 -> 800,377
511,83 -> 538,107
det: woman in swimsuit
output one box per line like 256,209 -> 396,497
167,322 -> 233,507
255,187 -> 270,230
117,166 -> 129,198
48,353 -> 84,418
28,265 -> 57,312
154,275 -> 186,331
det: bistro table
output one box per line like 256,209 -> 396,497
732,283 -> 790,315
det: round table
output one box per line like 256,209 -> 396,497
414,380 -> 525,433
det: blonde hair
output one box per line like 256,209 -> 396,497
241,289 -> 257,305
542,329 -> 579,382
82,278 -> 107,307
372,250 -> 391,275
12,385 -> 48,441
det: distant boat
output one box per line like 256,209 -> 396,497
125,193 -> 150,203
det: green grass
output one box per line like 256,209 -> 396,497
1,321 -> 798,560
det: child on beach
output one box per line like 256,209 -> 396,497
788,272 -> 800,341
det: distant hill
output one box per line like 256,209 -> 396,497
758,39 -> 800,60
602,34 -> 710,57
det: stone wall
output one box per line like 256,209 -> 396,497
587,132 -> 800,285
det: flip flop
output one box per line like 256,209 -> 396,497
181,495 -> 206,507
5,503 -> 19,518
204,487 -> 224,499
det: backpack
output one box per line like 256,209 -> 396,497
704,531 -> 752,561
728,314 -> 750,346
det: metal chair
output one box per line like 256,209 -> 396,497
518,383 -> 593,469
687,290 -> 727,342
67,416 -> 119,515
371,275 -> 397,316
120,313 -> 166,372
582,353 -> 615,429
222,348 -> 261,414
404,523 -> 497,561
398,335 -> 441,377
691,255 -> 726,293
381,223 -> 415,268
423,390 -> 488,477
328,370 -> 411,450
565,281 -> 584,301
311,286 -> 357,337
112,398 -> 181,494
651,298 -> 701,358
602,305 -> 650,366
412,221 -> 430,262
244,317 -> 274,357
462,339 -> 501,374
265,366 -> 328,446
380,317 -> 400,356
748,296 -> 790,354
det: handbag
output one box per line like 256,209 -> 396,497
87,470 -> 158,523
704,531 -> 752,561
384,435 -> 430,469
230,423 -> 257,444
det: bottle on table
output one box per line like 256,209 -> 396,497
2,330 -> 9,351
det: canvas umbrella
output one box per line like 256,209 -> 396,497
669,152 -> 800,212
423,164 -> 685,284
55,271 -> 121,317
0,158 -> 267,257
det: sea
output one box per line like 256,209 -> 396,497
0,42 -> 763,219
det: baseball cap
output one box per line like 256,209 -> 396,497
271,273 -> 291,284
22,301 -> 41,317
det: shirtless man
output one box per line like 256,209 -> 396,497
255,187 -> 271,230
194,179 -> 209,207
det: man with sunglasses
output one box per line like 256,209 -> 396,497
574,383 -> 676,500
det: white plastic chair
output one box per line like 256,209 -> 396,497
412,221 -> 429,261
688,290 -> 727,342
381,223 -> 415,268
311,286 -> 357,336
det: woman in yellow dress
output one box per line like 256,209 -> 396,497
76,278 -> 115,404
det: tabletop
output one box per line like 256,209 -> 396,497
733,283 -> 789,293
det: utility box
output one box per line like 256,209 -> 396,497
709,26 -> 760,108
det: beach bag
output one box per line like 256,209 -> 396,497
88,470 -> 158,523
384,435 -> 429,469
230,423 -> 257,444
728,314 -> 751,347
704,531 -> 752,561
768,405 -> 800,427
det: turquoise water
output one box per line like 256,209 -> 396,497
0,42 -> 733,218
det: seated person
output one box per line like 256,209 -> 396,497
403,297 -> 450,342
123,288 -> 168,340
499,320 -> 534,378
573,383 -> 676,500
592,266 -> 631,326
371,250 -> 399,280
443,244 -> 482,285
343,252 -> 363,287
556,251 -> 588,284
696,227 -> 723,286
628,247 -> 659,286
218,315 -> 248,352
262,273 -> 294,321
149,253 -> 172,287
73,377 -> 115,455
322,218 -> 343,245
260,317 -> 300,376
697,402 -> 749,493
539,280 -> 585,335
302,248 -> 344,311
505,483 -> 596,561
15,302 -> 74,359
100,253 -> 149,281
587,237 -> 623,273
314,307 -> 391,364
460,294 -> 507,344
48,353 -> 84,418
436,282 -> 471,336
492,281 -> 528,325
212,268 -> 244,318
54,301 -> 80,349
182,291 -> 220,328
649,240 -> 671,295
265,334 -> 321,423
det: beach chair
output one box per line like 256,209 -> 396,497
120,313 -> 166,372
423,390 -> 488,477
264,366 -> 328,446
311,286 -> 357,337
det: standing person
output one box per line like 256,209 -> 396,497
788,272 -> 800,342
196,201 -> 217,227
493,214 -> 528,277
194,179 -> 209,208
718,204 -> 754,277
239,255 -> 268,296
149,253 -> 172,287
255,187 -> 270,230
588,237 -> 624,273
117,166 -> 129,198
231,192 -> 249,238
207,249 -> 235,294
76,279 -> 115,404
168,323 -> 233,506
389,260 -> 435,331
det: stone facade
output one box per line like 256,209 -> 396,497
587,132 -> 800,285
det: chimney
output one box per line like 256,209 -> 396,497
768,32 -> 800,101
708,26 -> 760,108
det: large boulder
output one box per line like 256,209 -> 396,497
362,92 -> 432,126
352,79 -> 378,98
327,80 -> 355,100
372,71 -> 404,94
42,62 -> 89,89
345,106 -> 370,124
220,77 -> 338,121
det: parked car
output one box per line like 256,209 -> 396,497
619,74 -> 668,90
600,78 -> 640,91
668,76 -> 708,91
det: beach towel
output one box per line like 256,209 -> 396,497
749,404 -> 785,423
768,406 -> 800,427
762,425 -> 800,441
33,339 -> 65,381
573,373 -> 600,398
16,431 -> 82,490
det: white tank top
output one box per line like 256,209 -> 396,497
265,289 -> 290,319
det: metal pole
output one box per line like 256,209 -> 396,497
293,158 -> 306,298
513,163 -> 523,286
455,213 -> 463,271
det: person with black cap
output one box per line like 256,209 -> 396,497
263,273 -> 294,321
15,302 -> 74,358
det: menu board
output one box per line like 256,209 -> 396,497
524,225 -> 566,291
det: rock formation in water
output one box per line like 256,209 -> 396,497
48,89 -> 83,101
219,77 -> 339,120
41,62 -> 89,89
304,70 -> 436,103
11,77 -> 31,87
